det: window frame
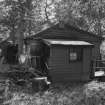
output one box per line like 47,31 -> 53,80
69,46 -> 83,62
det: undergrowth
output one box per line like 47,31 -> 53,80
1,80 -> 105,105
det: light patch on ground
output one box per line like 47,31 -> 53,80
95,71 -> 105,77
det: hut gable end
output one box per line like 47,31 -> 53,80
31,23 -> 103,43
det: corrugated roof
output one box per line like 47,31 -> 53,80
44,39 -> 94,46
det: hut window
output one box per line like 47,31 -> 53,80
69,47 -> 82,61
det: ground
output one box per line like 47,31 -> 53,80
0,80 -> 105,105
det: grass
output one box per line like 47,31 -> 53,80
2,80 -> 105,105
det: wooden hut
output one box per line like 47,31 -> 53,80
44,39 -> 94,82
26,23 -> 103,82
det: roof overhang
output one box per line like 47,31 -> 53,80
44,39 -> 94,46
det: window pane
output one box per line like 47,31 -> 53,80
70,52 -> 77,60
69,47 -> 82,61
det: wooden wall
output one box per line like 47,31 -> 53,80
48,45 -> 93,82
82,47 -> 93,81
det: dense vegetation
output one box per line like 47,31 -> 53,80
0,81 -> 105,105
0,0 -> 104,53
0,0 -> 105,39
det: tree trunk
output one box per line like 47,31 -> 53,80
16,0 -> 32,55
10,27 -> 16,43
98,1 -> 102,36
16,21 -> 24,55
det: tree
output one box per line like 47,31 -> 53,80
0,0 -> 105,42
54,0 -> 105,36
0,0 -> 40,54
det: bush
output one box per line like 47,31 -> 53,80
3,81 -> 105,105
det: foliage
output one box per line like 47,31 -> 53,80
54,0 -> 105,35
1,81 -> 105,105
0,0 -> 56,38
0,0 -> 105,40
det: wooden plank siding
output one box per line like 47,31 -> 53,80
82,47 -> 93,81
48,46 -> 83,82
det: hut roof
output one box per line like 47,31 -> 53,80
44,39 -> 94,46
26,23 -> 103,41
